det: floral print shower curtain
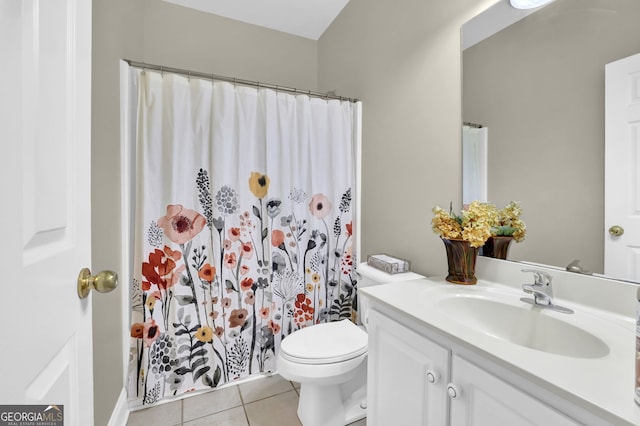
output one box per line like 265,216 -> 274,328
126,68 -> 360,405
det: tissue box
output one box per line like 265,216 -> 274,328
367,254 -> 411,274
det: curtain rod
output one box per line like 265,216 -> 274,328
463,121 -> 484,128
124,59 -> 360,103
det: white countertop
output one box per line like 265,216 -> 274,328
360,275 -> 640,425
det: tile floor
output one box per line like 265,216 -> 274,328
126,374 -> 367,426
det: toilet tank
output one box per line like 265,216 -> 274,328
356,262 -> 424,328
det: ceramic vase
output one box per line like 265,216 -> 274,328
481,236 -> 514,260
441,238 -> 478,285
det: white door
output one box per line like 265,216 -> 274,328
0,0 -> 95,424
605,52 -> 640,281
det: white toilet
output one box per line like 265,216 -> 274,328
276,262 -> 424,426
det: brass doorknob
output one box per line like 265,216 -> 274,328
77,268 -> 118,299
608,225 -> 624,237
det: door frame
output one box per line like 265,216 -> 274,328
107,61 -> 139,425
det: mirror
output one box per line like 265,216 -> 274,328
462,0 -> 640,276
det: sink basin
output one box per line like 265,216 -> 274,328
435,293 -> 610,358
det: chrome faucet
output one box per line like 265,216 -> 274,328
521,269 -> 573,314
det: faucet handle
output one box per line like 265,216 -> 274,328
521,269 -> 553,286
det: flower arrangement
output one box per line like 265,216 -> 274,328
491,201 -> 526,242
432,200 -> 526,247
431,201 -> 496,248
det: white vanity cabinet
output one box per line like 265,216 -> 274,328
367,309 -> 581,426
449,355 -> 580,426
367,309 -> 449,425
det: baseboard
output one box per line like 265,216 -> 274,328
108,388 -> 129,426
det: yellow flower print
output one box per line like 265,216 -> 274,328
146,297 -> 157,311
195,326 -> 214,343
249,172 -> 270,199
311,273 -> 320,283
306,283 -> 314,292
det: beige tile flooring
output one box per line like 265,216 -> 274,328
127,374 -> 367,426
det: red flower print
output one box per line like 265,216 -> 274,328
240,242 -> 253,259
240,277 -> 254,291
198,263 -> 216,282
346,222 -> 352,237
293,294 -> 315,327
224,252 -> 237,269
130,323 -> 144,338
157,204 -> 206,245
166,264 -> 185,287
142,247 -> 184,290
228,308 -> 249,328
163,245 -> 182,261
240,264 -> 250,276
309,194 -> 332,219
341,252 -> 354,275
143,318 -> 159,347
214,326 -> 224,338
271,229 -> 285,247
268,319 -> 281,334
228,227 -> 241,242
259,307 -> 270,319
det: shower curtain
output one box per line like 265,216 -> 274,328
462,125 -> 488,205
126,67 -> 361,405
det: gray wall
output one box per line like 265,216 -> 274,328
318,0 -> 494,277
462,0 -> 640,273
91,0 -> 143,423
91,1 -> 317,424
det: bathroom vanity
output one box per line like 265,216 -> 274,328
360,257 -> 640,425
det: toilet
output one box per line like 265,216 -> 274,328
276,262 -> 424,426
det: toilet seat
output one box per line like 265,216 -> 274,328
280,319 -> 367,365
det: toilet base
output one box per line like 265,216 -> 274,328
294,359 -> 367,426
297,381 -> 366,426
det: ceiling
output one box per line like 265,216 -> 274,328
163,0 -> 350,40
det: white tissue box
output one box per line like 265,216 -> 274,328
367,254 -> 411,274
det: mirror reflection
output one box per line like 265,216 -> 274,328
462,0 -> 640,278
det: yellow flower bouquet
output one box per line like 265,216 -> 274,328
431,201 -> 526,283
431,201 -> 496,284
479,201 -> 526,260
491,201 -> 526,242
431,201 -> 495,248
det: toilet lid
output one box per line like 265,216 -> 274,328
280,319 -> 368,364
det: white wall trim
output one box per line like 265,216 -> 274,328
108,387 -> 129,426
119,60 -> 136,401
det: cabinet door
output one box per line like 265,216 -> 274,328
367,310 -> 449,426
449,355 -> 581,426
